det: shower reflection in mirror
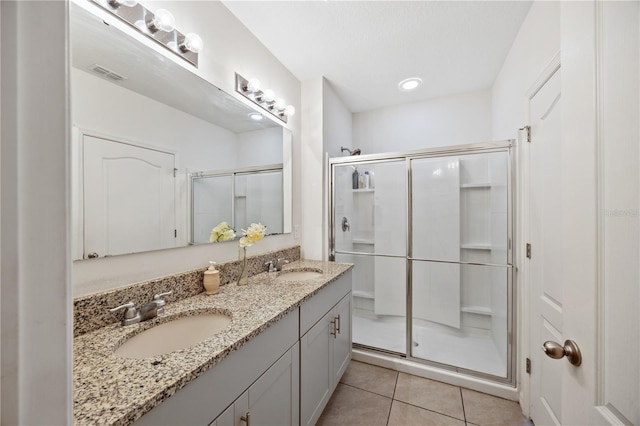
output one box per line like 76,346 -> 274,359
190,166 -> 284,244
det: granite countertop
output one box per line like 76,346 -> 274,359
73,260 -> 352,426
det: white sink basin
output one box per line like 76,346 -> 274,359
275,269 -> 323,283
114,313 -> 231,359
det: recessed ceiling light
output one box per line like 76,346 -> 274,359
248,112 -> 264,121
398,77 -> 422,92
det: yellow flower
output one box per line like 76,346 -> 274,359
238,223 -> 266,247
209,222 -> 236,243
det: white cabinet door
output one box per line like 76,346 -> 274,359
301,292 -> 353,426
248,342 -> 299,426
300,310 -> 334,426
212,344 -> 299,426
332,294 -> 352,386
209,401 -> 242,426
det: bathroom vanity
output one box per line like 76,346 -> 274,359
73,260 -> 352,425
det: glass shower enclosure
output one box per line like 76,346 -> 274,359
329,141 -> 514,384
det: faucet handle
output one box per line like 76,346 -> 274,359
152,291 -> 173,315
109,302 -> 140,323
153,291 -> 173,304
265,261 -> 276,273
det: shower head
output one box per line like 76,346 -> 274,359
341,146 -> 362,156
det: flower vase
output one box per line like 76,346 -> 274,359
237,247 -> 249,286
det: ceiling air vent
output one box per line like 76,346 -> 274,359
88,64 -> 127,82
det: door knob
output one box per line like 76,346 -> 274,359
542,339 -> 582,366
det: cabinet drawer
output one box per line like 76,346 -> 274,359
300,270 -> 352,336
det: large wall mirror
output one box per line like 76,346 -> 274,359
70,2 -> 292,261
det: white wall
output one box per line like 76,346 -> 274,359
71,0 -> 302,294
491,1 -> 560,141
489,0 -> 560,410
1,2 -> 72,424
236,127 -> 283,167
353,89 -> 493,154
300,77 -> 324,260
323,80 -> 353,158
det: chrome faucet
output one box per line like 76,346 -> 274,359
274,258 -> 289,271
109,291 -> 173,326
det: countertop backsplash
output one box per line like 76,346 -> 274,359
73,245 -> 301,337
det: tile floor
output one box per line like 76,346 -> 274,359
317,361 -> 532,426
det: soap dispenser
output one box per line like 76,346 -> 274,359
203,261 -> 220,295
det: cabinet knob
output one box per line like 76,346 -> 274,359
241,412 -> 251,426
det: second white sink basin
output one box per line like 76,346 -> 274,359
114,312 -> 231,359
275,269 -> 323,283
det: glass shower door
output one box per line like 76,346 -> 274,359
410,151 -> 511,378
332,159 -> 407,354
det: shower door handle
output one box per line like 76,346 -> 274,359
341,217 -> 350,232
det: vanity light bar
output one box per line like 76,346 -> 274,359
235,73 -> 296,124
91,0 -> 202,67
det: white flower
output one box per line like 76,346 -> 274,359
209,222 -> 236,243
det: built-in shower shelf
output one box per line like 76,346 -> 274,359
352,238 -> 375,245
461,306 -> 492,316
460,182 -> 492,188
353,290 -> 375,299
352,188 -> 375,193
460,243 -> 493,250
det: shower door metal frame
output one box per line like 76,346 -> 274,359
329,140 -> 516,386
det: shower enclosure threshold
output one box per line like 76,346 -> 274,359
352,347 -> 518,401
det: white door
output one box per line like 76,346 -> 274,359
83,135 -> 176,258
529,2 -> 639,425
528,67 -> 563,425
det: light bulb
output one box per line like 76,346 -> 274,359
263,89 -> 275,102
398,77 -> 422,92
246,78 -> 261,93
274,99 -> 286,111
179,33 -> 203,53
108,0 -> 137,8
284,105 -> 296,116
148,9 -> 175,33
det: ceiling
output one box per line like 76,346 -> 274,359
222,1 -> 533,113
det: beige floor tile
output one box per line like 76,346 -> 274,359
388,400 -> 466,426
340,361 -> 399,398
461,388 -> 526,425
393,373 -> 465,421
316,383 -> 392,426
